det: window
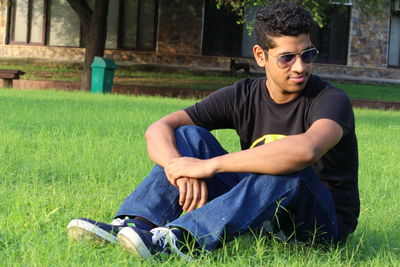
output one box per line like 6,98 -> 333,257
7,0 -> 158,50
202,0 -> 243,57
241,6 -> 257,58
101,0 -> 158,50
9,0 -> 46,45
388,14 -> 400,67
311,5 -> 351,65
203,3 -> 351,61
47,0 -> 80,47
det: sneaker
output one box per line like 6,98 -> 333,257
117,226 -> 194,262
67,217 -> 140,244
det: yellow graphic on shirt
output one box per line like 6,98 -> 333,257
250,134 -> 287,148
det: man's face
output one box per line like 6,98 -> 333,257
253,33 -> 314,103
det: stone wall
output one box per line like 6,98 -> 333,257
0,45 -> 85,61
348,0 -> 392,67
313,63 -> 400,83
157,0 -> 204,55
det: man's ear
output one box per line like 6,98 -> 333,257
253,45 -> 266,67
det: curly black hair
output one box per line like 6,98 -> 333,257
255,1 -> 313,50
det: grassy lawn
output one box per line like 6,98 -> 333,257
1,60 -> 399,101
333,82 -> 400,102
0,89 -> 399,266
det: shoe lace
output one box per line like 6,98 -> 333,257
110,217 -> 126,226
150,227 -> 194,262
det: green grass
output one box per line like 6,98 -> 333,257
1,59 -> 399,101
0,89 -> 399,266
333,82 -> 400,102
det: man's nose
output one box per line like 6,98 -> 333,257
291,55 -> 307,72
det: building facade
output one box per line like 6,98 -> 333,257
1,0 -> 400,83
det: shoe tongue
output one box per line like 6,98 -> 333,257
110,217 -> 125,226
170,228 -> 183,243
125,218 -> 153,231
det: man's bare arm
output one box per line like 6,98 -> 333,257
164,119 -> 343,182
213,119 -> 343,174
144,110 -> 194,167
145,110 -> 208,212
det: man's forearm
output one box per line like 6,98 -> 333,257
211,134 -> 316,175
145,121 -> 181,167
211,119 -> 343,175
144,110 -> 195,167
163,134 -> 315,184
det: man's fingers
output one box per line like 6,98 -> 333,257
198,180 -> 208,208
176,178 -> 208,212
166,172 -> 175,186
187,180 -> 200,212
182,180 -> 193,212
178,179 -> 187,206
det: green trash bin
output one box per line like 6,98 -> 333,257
91,57 -> 117,93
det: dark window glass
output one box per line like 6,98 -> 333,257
388,14 -> 400,67
311,5 -> 351,65
121,0 -> 139,48
202,0 -> 242,57
121,0 -> 157,49
138,0 -> 156,49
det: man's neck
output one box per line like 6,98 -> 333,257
265,80 -> 302,104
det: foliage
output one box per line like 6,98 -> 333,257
213,0 -> 385,27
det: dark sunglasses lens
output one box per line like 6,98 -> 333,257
301,49 -> 318,63
278,54 -> 296,65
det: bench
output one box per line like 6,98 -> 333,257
0,69 -> 25,88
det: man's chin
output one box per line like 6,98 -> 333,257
290,75 -> 309,90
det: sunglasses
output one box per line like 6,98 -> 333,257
264,47 -> 319,68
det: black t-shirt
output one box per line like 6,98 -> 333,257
184,75 -> 359,240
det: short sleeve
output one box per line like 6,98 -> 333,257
184,85 -> 236,131
309,87 -> 354,135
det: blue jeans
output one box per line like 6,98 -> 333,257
116,126 -> 339,250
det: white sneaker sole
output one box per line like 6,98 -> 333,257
117,227 -> 153,260
67,219 -> 118,244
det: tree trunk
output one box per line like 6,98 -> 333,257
80,0 -> 109,91
67,0 -> 109,91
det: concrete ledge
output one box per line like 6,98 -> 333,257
7,79 -> 400,110
12,80 -> 81,91
321,74 -> 400,85
351,99 -> 400,110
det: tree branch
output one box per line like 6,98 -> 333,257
66,0 -> 92,26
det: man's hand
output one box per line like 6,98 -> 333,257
165,157 -> 217,187
176,177 -> 208,212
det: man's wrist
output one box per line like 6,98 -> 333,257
160,154 -> 182,166
208,157 -> 222,175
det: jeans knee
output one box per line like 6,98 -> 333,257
175,125 -> 213,148
241,173 -> 304,198
175,125 -> 208,138
174,125 -> 226,159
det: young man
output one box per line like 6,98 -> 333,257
68,2 -> 359,261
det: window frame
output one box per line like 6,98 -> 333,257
311,4 -> 351,65
8,0 -> 48,46
116,0 -> 159,51
388,11 -> 400,68
6,0 -> 158,51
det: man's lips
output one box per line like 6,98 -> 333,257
290,75 -> 306,83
